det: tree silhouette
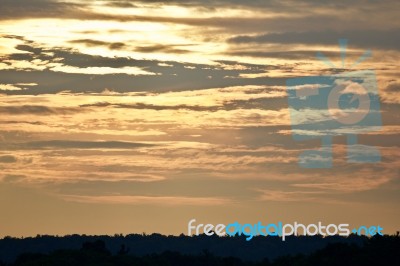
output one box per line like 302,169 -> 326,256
5,234 -> 400,266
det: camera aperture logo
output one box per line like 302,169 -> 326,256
286,39 -> 382,168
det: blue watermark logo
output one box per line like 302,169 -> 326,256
286,39 -> 382,168
188,219 -> 384,241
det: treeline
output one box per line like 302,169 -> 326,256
0,234 -> 399,265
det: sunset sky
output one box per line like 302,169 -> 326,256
0,0 -> 399,237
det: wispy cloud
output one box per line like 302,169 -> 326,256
62,194 -> 233,206
0,105 -> 79,115
228,29 -> 400,50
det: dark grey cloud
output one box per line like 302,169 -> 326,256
104,0 -> 396,10
386,82 -> 400,92
88,0 -> 400,35
69,39 -> 126,50
69,40 -> 194,53
380,103 -> 400,126
226,50 -> 354,60
135,44 -> 191,54
0,67 -> 283,95
0,105 -> 80,115
0,121 -> 45,126
77,14 -> 361,33
1,0 -> 398,35
1,38 -> 285,95
228,29 -> 400,50
13,44 -> 43,55
104,0 -> 138,8
224,97 -> 287,111
0,155 -> 17,163
79,96 -> 287,112
0,0 -> 327,21
2,174 -> 26,183
0,0 -> 277,29
7,140 -> 153,150
0,0 -> 83,20
80,102 -> 220,111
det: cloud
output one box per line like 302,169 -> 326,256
386,82 -> 400,92
2,174 -> 25,183
381,87 -> 400,104
0,105 -> 79,115
226,50 -> 349,60
223,97 -> 287,111
104,1 -> 138,8
61,194 -> 232,205
255,170 -> 393,202
14,140 -> 153,150
256,189 -> 330,202
0,39 -> 284,95
80,97 -> 287,112
0,155 -> 17,163
69,39 -> 127,50
1,0 -> 399,37
134,44 -> 192,54
49,65 -> 157,76
69,7 -> 400,34
0,84 -> 26,91
0,0 -> 82,20
228,29 -> 400,50
80,102 -> 221,111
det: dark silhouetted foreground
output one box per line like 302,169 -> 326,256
0,234 -> 399,265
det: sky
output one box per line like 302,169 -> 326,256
0,0 -> 399,237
